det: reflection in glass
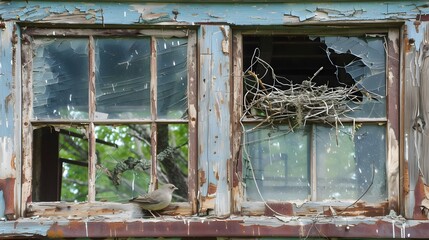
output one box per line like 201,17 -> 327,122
95,38 -> 151,119
156,38 -> 188,119
94,125 -> 151,202
315,124 -> 387,202
243,125 -> 311,201
32,38 -> 89,120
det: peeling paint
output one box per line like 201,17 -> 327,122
1,217 -> 429,238
0,2 -> 427,26
1,0 -> 429,238
0,137 -> 14,178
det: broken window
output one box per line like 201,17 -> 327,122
23,29 -> 197,213
238,32 -> 397,216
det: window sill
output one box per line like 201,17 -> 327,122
2,215 -> 428,238
241,200 -> 390,216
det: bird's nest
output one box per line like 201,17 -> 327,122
242,53 -> 377,129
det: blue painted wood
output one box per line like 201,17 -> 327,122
198,25 -> 231,216
0,22 -> 20,220
0,2 -> 428,26
0,23 -> 14,138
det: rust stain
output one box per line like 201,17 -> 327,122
4,94 -> 12,113
323,202 -> 389,217
198,169 -> 206,187
413,175 -> 428,219
417,14 -> 429,21
202,25 -> 206,39
264,202 -> 293,216
47,223 -> 65,238
10,154 -> 16,170
207,182 -> 217,195
414,20 -> 421,33
403,159 -> 410,195
0,178 -> 16,219
214,101 -> 221,121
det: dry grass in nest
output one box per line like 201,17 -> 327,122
242,58 -> 377,129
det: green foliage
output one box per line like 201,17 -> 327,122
58,124 -> 188,202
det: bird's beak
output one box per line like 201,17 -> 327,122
174,187 -> 178,190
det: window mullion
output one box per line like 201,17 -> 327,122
187,31 -> 198,213
150,36 -> 158,192
88,36 -> 96,202
310,124 -> 317,201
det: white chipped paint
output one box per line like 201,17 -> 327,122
0,137 -> 14,179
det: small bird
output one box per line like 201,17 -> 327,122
130,183 -> 178,211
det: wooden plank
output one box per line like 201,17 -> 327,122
241,200 -> 389,216
198,25 -> 231,217
150,36 -> 158,192
26,201 -> 193,218
187,30 -> 198,213
231,31 -> 243,214
403,41 -> 420,218
386,28 -> 401,213
88,36 -> 96,202
20,30 -> 34,218
22,28 -> 191,38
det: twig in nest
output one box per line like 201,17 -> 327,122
242,54 -> 378,129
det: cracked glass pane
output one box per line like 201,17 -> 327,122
318,36 -> 386,118
315,124 -> 387,202
95,38 -> 151,119
156,38 -> 188,119
32,38 -> 89,120
243,125 -> 311,201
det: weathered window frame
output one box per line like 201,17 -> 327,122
20,28 -> 198,216
232,27 -> 400,216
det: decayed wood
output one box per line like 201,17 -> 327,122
403,32 -> 417,219
21,33 -> 34,217
232,31 -> 244,214
241,201 -> 390,217
198,25 -> 232,217
25,202 -> 192,218
387,28 -> 401,213
150,36 -> 158,193
187,30 -> 198,213
88,36 -> 96,202
22,28 -> 191,38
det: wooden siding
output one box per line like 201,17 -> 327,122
1,0 -> 429,238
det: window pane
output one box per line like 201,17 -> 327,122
315,124 -> 387,202
59,127 -> 89,202
318,36 -> 386,118
242,35 -> 386,122
32,38 -> 89,120
156,38 -> 188,119
95,38 -> 151,119
157,123 -> 189,201
243,125 -> 311,201
94,125 -> 151,202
